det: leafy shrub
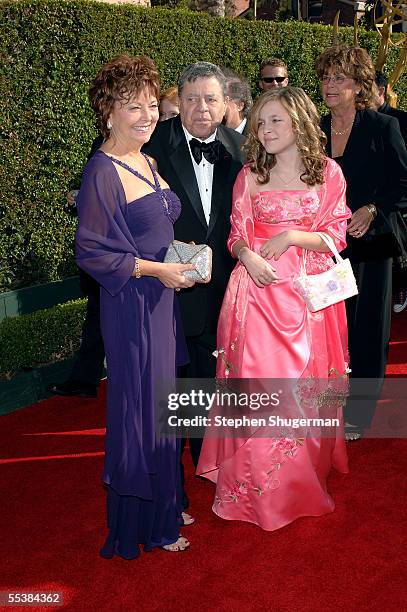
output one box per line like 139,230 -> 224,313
0,298 -> 86,378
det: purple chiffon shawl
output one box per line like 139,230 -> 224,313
75,153 -> 138,295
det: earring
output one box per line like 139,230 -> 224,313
107,120 -> 112,130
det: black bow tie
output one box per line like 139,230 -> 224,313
189,138 -> 222,165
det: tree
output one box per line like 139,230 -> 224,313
194,0 -> 225,17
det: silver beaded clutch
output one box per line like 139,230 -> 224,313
164,241 -> 212,283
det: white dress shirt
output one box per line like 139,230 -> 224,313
182,125 -> 217,225
235,118 -> 247,134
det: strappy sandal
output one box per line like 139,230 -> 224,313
181,512 -> 195,526
162,536 -> 190,552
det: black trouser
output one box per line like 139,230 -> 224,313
178,328 -> 217,508
345,258 -> 393,429
69,279 -> 105,386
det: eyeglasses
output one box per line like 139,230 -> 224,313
260,76 -> 287,84
321,74 -> 347,84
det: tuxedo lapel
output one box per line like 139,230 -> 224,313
168,117 -> 207,230
207,127 -> 234,238
207,153 -> 231,238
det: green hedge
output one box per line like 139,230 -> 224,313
0,299 -> 86,378
1,0 -> 406,293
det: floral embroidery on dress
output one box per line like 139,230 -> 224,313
252,191 -> 339,273
213,339 -> 238,377
253,191 -> 320,225
214,437 -> 304,505
291,369 -> 350,421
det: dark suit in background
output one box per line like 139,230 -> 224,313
68,271 -> 104,388
378,102 -> 407,291
322,109 -> 407,429
378,101 -> 407,142
68,137 -> 105,387
50,136 -> 105,396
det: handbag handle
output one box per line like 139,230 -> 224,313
299,232 -> 343,275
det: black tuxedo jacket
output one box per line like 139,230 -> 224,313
321,109 -> 407,261
241,120 -> 249,138
144,115 -> 245,336
378,103 -> 407,263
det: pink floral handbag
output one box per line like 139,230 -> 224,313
294,232 -> 358,312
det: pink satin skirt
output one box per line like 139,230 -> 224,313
197,221 -> 349,531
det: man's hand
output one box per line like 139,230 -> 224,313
347,206 -> 374,238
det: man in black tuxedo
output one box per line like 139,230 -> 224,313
144,62 -> 245,467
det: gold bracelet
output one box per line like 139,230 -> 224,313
365,204 -> 377,219
134,257 -> 141,279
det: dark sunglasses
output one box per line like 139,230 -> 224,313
260,76 -> 287,83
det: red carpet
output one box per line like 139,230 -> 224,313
387,309 -> 407,376
0,312 -> 406,611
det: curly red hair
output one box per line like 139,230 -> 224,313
89,54 -> 160,138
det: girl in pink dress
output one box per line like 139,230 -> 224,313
197,87 -> 352,531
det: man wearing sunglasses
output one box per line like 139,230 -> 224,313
259,57 -> 289,91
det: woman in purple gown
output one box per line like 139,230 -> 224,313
75,54 -> 196,559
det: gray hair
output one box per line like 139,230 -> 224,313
178,62 -> 227,97
225,76 -> 253,118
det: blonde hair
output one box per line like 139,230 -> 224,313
244,87 -> 327,186
260,57 -> 288,74
316,45 -> 377,110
